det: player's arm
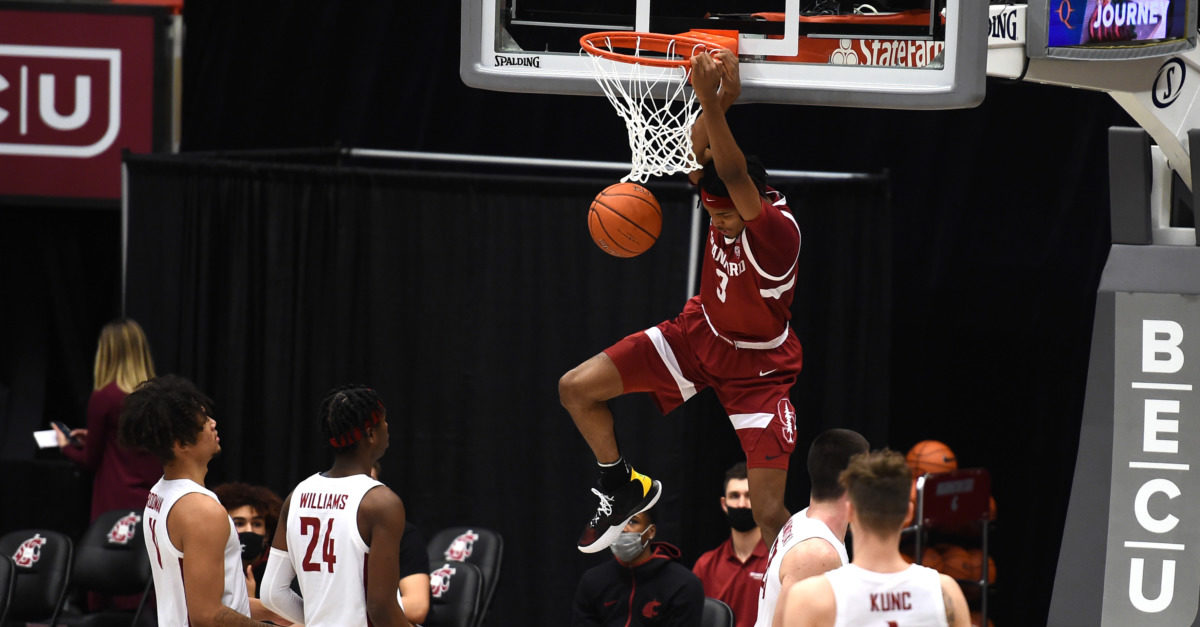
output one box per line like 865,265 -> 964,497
261,492 -> 305,624
772,540 -> 843,626
690,49 -> 762,222
398,572 -> 430,624
360,486 -> 412,627
689,48 -> 741,178
778,575 -> 836,627
940,574 -> 971,627
170,494 -> 264,626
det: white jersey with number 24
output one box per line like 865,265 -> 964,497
285,472 -> 383,627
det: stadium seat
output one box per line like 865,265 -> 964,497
427,526 -> 503,626
424,560 -> 484,627
702,597 -> 734,627
57,509 -> 154,627
0,529 -> 73,626
0,556 -> 14,625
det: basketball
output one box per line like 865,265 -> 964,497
902,477 -> 917,527
965,548 -> 997,583
906,440 -> 957,477
588,182 -> 662,258
901,546 -> 943,572
938,544 -> 972,580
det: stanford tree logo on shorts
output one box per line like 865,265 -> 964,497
777,399 -> 796,445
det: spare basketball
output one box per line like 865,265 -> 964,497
907,546 -> 943,573
938,544 -> 972,580
901,478 -> 917,527
589,182 -> 662,258
965,548 -> 997,583
906,440 -> 957,477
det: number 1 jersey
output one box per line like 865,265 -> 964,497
286,472 -> 383,626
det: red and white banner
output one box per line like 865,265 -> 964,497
0,8 -> 159,200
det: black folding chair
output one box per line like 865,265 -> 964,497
0,529 -> 73,626
427,526 -> 503,626
0,556 -> 15,626
57,509 -> 154,627
701,597 -> 734,627
424,561 -> 484,627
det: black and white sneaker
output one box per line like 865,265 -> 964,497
577,469 -> 662,553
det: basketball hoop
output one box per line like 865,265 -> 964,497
580,32 -> 730,183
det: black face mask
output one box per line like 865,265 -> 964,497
238,531 -> 267,564
725,506 -> 758,532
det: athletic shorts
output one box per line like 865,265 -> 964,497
603,299 -> 804,469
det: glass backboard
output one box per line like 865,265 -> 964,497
460,0 -> 987,109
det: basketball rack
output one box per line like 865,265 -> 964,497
903,467 -> 994,625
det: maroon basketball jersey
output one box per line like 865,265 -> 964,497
699,190 -> 800,342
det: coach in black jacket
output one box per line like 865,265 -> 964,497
572,509 -> 705,626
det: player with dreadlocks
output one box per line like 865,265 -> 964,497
261,385 -> 412,627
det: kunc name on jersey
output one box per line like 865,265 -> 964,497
871,591 -> 913,612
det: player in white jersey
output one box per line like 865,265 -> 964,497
261,384 -> 411,627
780,450 -> 969,627
117,375 -> 260,626
756,429 -> 868,627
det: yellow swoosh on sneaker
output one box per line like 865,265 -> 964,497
630,469 -> 652,496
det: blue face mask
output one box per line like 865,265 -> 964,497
610,525 -> 653,563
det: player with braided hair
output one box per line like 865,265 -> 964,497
118,375 -> 260,626
261,384 -> 412,627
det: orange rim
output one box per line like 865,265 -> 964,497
580,31 -> 724,68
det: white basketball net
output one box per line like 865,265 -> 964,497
584,36 -> 704,183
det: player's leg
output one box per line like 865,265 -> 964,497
558,353 -> 624,463
560,352 -> 663,553
718,373 -> 801,547
747,467 -> 790,547
560,327 -> 697,553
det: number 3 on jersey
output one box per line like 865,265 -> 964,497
715,268 -> 729,302
300,516 -> 337,572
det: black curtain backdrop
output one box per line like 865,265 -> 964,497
123,155 -> 890,626
0,2 -> 1138,625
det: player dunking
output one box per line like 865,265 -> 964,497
118,375 -> 259,626
780,450 -> 970,627
561,48 -> 804,552
260,385 -> 412,627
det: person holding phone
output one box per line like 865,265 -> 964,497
55,319 -> 162,522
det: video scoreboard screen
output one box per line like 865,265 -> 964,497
1031,0 -> 1197,59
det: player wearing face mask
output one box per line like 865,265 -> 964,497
693,462 -> 770,627
211,482 -> 294,625
572,509 -> 705,626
